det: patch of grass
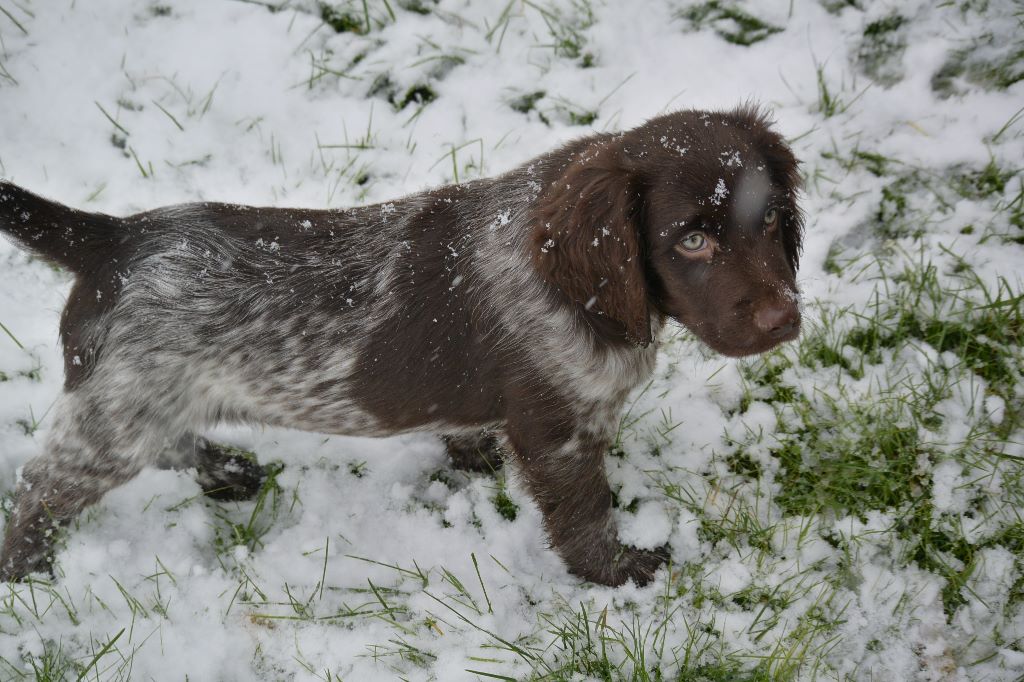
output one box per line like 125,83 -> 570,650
0,627 -> 128,681
475,571 -> 845,680
428,468 -> 453,487
395,83 -> 436,110
950,158 -> 1017,200
819,0 -> 861,13
367,74 -> 438,111
735,249 -> 1022,620
510,90 -> 546,114
568,109 -> 597,126
813,60 -> 867,119
610,487 -> 640,513
822,241 -> 846,276
367,71 -> 395,98
397,0 -> 435,14
486,0 -> 595,66
679,1 -> 783,46
1002,177 -> 1024,237
822,147 -> 895,178
319,2 -> 366,34
542,96 -> 598,127
875,173 -> 919,239
822,152 -> 1019,241
933,36 -> 1024,97
846,262 -> 1022,407
6,639 -> 77,681
693,487 -> 777,556
771,406 -> 929,519
740,349 -> 800,408
213,461 -> 287,556
810,258 -> 1019,432
726,450 -> 763,479
528,0 -> 595,64
857,14 -> 907,86
493,484 -> 518,521
851,150 -> 891,177
16,400 -> 52,436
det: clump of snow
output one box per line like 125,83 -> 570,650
618,501 -> 672,550
710,177 -> 729,205
932,459 -> 969,514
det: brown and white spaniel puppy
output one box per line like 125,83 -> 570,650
0,105 -> 802,585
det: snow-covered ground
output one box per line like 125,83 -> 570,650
0,0 -> 1022,679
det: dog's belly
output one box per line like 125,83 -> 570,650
228,374 -> 502,439
184,342 -> 501,439
173,349 -> 385,438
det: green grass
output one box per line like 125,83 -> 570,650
318,0 -> 399,34
933,37 -> 1024,97
812,59 -> 870,119
0,2 -> 29,37
0,320 -> 24,349
678,1 -> 783,46
0,578 -> 137,680
493,486 -> 519,522
816,148 -> 1021,242
857,14 -> 906,86
510,90 -> 546,114
320,2 -> 366,33
486,0 -> 596,66
213,459 -> 288,559
733,249 -> 1023,624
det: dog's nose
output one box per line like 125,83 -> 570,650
754,302 -> 800,339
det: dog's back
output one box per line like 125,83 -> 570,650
0,180 -> 510,577
0,181 -> 518,437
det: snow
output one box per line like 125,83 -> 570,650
0,0 -> 1023,680
617,501 -> 672,550
710,177 -> 729,205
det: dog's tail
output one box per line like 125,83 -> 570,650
0,180 -> 126,275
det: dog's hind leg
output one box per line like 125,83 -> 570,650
0,387 -> 183,581
158,434 -> 267,501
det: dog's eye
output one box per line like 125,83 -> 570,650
679,232 -> 707,251
763,208 -> 779,227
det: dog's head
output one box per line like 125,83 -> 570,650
532,105 -> 804,356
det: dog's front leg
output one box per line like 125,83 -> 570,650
505,395 -> 668,587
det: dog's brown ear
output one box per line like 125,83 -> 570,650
531,142 -> 650,345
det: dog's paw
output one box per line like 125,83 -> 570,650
196,443 -> 272,501
0,543 -> 55,583
443,433 -> 503,474
597,544 -> 670,587
565,542 -> 670,587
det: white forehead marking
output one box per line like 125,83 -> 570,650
734,168 -> 772,225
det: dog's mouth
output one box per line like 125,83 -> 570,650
745,323 -> 800,355
680,318 -> 801,358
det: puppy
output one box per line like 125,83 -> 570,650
0,106 -> 802,586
